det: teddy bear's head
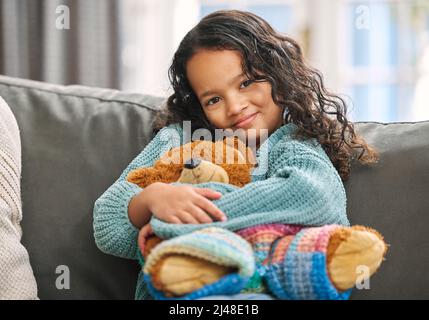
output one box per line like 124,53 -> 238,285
127,136 -> 257,188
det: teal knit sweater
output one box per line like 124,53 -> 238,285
93,122 -> 350,300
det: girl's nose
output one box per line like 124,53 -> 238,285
226,95 -> 247,118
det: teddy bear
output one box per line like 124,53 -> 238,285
127,135 -> 257,188
127,136 -> 388,299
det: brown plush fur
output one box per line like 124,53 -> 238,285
126,137 -> 256,188
144,236 -> 164,258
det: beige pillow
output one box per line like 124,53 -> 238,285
0,96 -> 38,299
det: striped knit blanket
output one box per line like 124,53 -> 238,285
138,223 -> 352,300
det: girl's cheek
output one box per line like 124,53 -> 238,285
252,84 -> 271,105
204,109 -> 227,128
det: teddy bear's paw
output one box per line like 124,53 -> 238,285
152,254 -> 235,297
327,226 -> 388,291
144,227 -> 255,298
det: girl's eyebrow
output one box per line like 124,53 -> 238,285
199,72 -> 245,100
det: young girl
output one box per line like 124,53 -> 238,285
93,10 -> 378,300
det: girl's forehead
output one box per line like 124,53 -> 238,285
188,49 -> 243,70
186,50 -> 245,92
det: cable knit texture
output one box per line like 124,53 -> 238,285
93,122 -> 349,300
0,96 -> 38,299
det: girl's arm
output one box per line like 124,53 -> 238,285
150,138 -> 350,239
93,124 -> 182,259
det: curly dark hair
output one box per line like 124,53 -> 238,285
153,9 -> 379,181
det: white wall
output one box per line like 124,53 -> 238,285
119,0 -> 200,97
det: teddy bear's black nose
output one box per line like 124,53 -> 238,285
184,157 -> 201,169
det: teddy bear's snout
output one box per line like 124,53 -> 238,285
184,157 -> 201,169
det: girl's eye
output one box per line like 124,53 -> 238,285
240,79 -> 253,89
206,97 -> 220,106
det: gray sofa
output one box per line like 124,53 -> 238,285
0,75 -> 428,300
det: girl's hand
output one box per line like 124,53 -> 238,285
145,182 -> 227,224
138,224 -> 153,254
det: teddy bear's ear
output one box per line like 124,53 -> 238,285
222,136 -> 246,152
159,142 -> 195,165
222,136 -> 257,165
216,136 -> 256,164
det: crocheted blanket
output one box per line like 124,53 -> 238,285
138,223 -> 352,300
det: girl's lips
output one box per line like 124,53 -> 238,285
233,112 -> 258,129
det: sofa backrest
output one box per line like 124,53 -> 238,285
344,120 -> 429,299
0,75 -> 163,299
1,75 -> 428,299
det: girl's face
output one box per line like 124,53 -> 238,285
186,49 -> 284,146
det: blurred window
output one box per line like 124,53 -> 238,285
342,0 -> 429,122
120,0 -> 429,122
201,0 -> 295,33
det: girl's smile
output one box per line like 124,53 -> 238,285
233,112 -> 259,129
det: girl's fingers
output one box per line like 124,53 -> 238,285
169,216 -> 183,224
138,225 -> 151,252
194,196 -> 227,222
193,187 -> 222,200
177,211 -> 199,224
188,206 -> 213,224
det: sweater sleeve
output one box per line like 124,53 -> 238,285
93,124 -> 182,259
150,138 -> 350,239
